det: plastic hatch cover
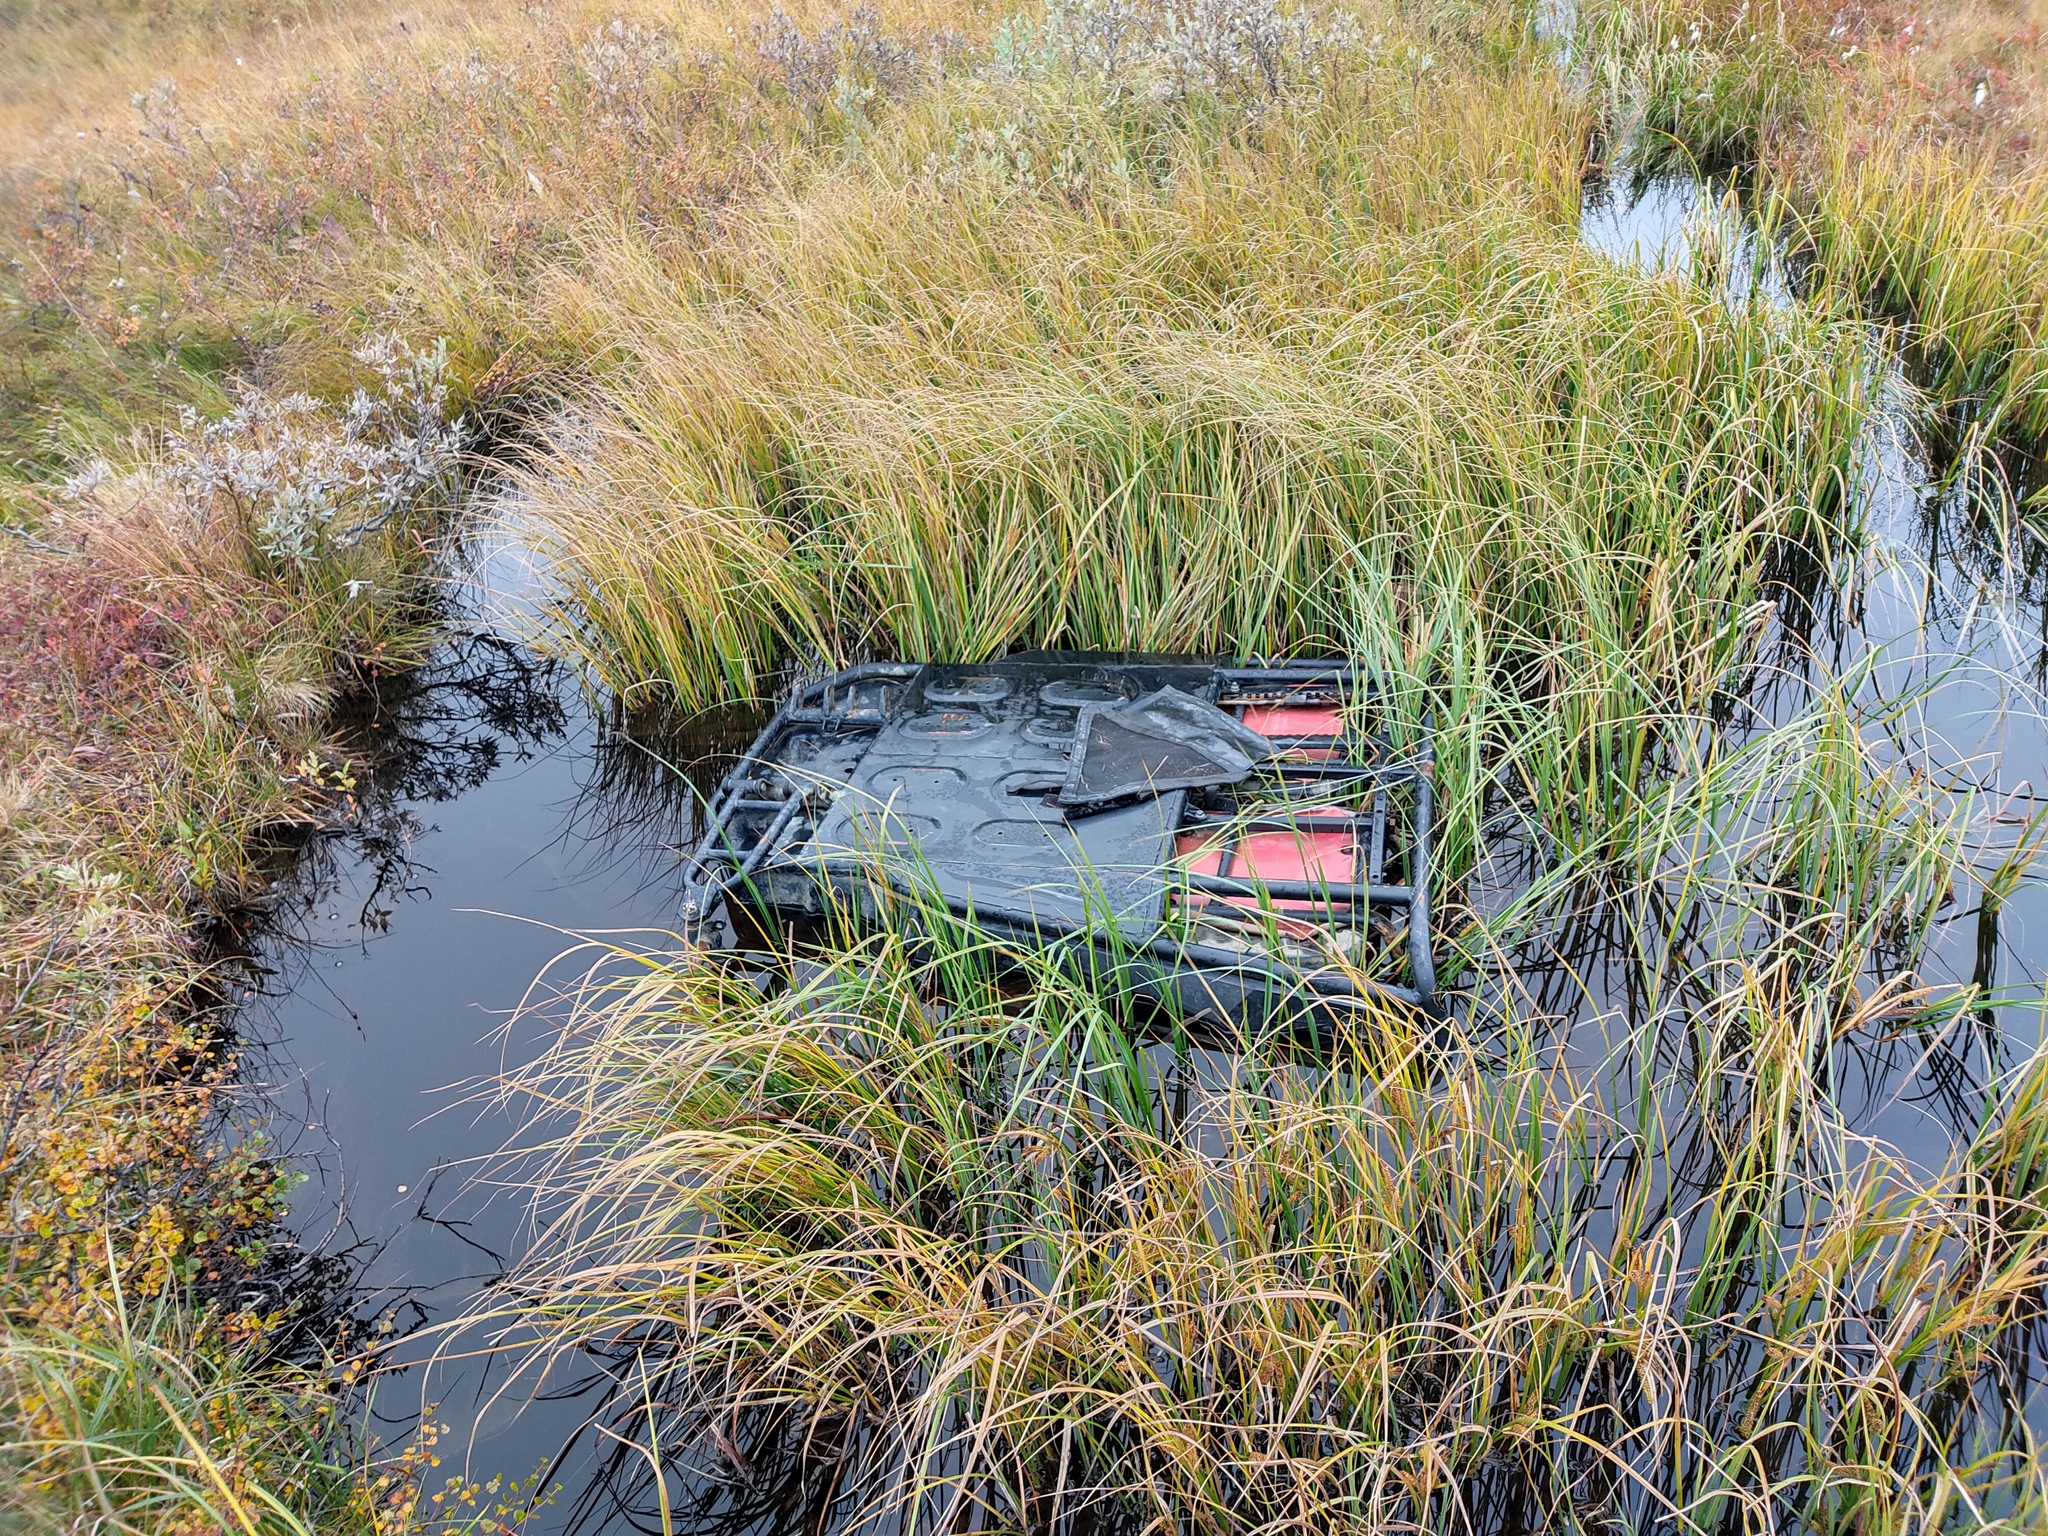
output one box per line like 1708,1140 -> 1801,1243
1058,686 -> 1275,814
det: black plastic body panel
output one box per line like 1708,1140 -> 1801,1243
680,654 -> 1438,1025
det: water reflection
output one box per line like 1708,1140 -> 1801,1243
1578,166 -> 1794,306
231,574 -> 763,1520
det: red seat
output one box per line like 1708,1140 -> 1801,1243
1239,704 -> 1342,738
1176,811 -> 1358,927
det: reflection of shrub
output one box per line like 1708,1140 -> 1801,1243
1586,0 -> 1815,169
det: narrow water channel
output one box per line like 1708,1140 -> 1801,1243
233,172 -> 2048,1531
240,525 -> 761,1520
1573,170 -> 2048,1174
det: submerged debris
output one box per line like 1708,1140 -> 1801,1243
682,654 -> 1437,1022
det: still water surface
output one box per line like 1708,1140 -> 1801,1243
244,532 -> 760,1520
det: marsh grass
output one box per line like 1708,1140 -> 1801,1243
1796,129 -> 2048,445
0,1274 -> 565,1534
527,23 -> 1873,745
453,527 -> 2048,1528
0,0 -> 968,478
526,33 -> 1889,929
479,793 -> 2048,1532
3,0 -> 2047,1530
1573,0 -> 2048,460
0,1284 -> 360,1535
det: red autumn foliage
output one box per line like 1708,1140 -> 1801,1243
0,557 -> 185,731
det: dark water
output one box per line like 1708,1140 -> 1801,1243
230,177 -> 2048,1531
1573,181 -> 2048,1244
239,527 -> 763,1520
1580,167 -> 2048,985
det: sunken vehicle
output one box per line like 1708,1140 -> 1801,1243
681,654 -> 1439,1025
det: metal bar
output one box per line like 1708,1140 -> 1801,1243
1215,663 -> 1356,682
1191,813 -> 1373,835
793,661 -> 924,703
794,865 -> 1420,1008
1233,784 -> 1381,813
1350,799 -> 1366,893
1406,765 -> 1437,1010
683,790 -> 815,927
1180,873 -> 1412,906
1369,787 -> 1388,884
687,736 -> 790,882
680,690 -> 811,915
784,662 -> 924,725
737,794 -> 811,879
1179,899 -> 1371,931
783,707 -> 884,725
1255,763 -> 1422,783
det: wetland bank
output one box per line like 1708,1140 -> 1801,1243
4,0 -> 2048,1530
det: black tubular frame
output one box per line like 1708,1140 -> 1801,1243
679,659 -> 1439,1019
677,664 -> 923,928
1200,663 -> 1437,1009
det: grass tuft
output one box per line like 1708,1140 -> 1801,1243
484,868 -> 2048,1532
